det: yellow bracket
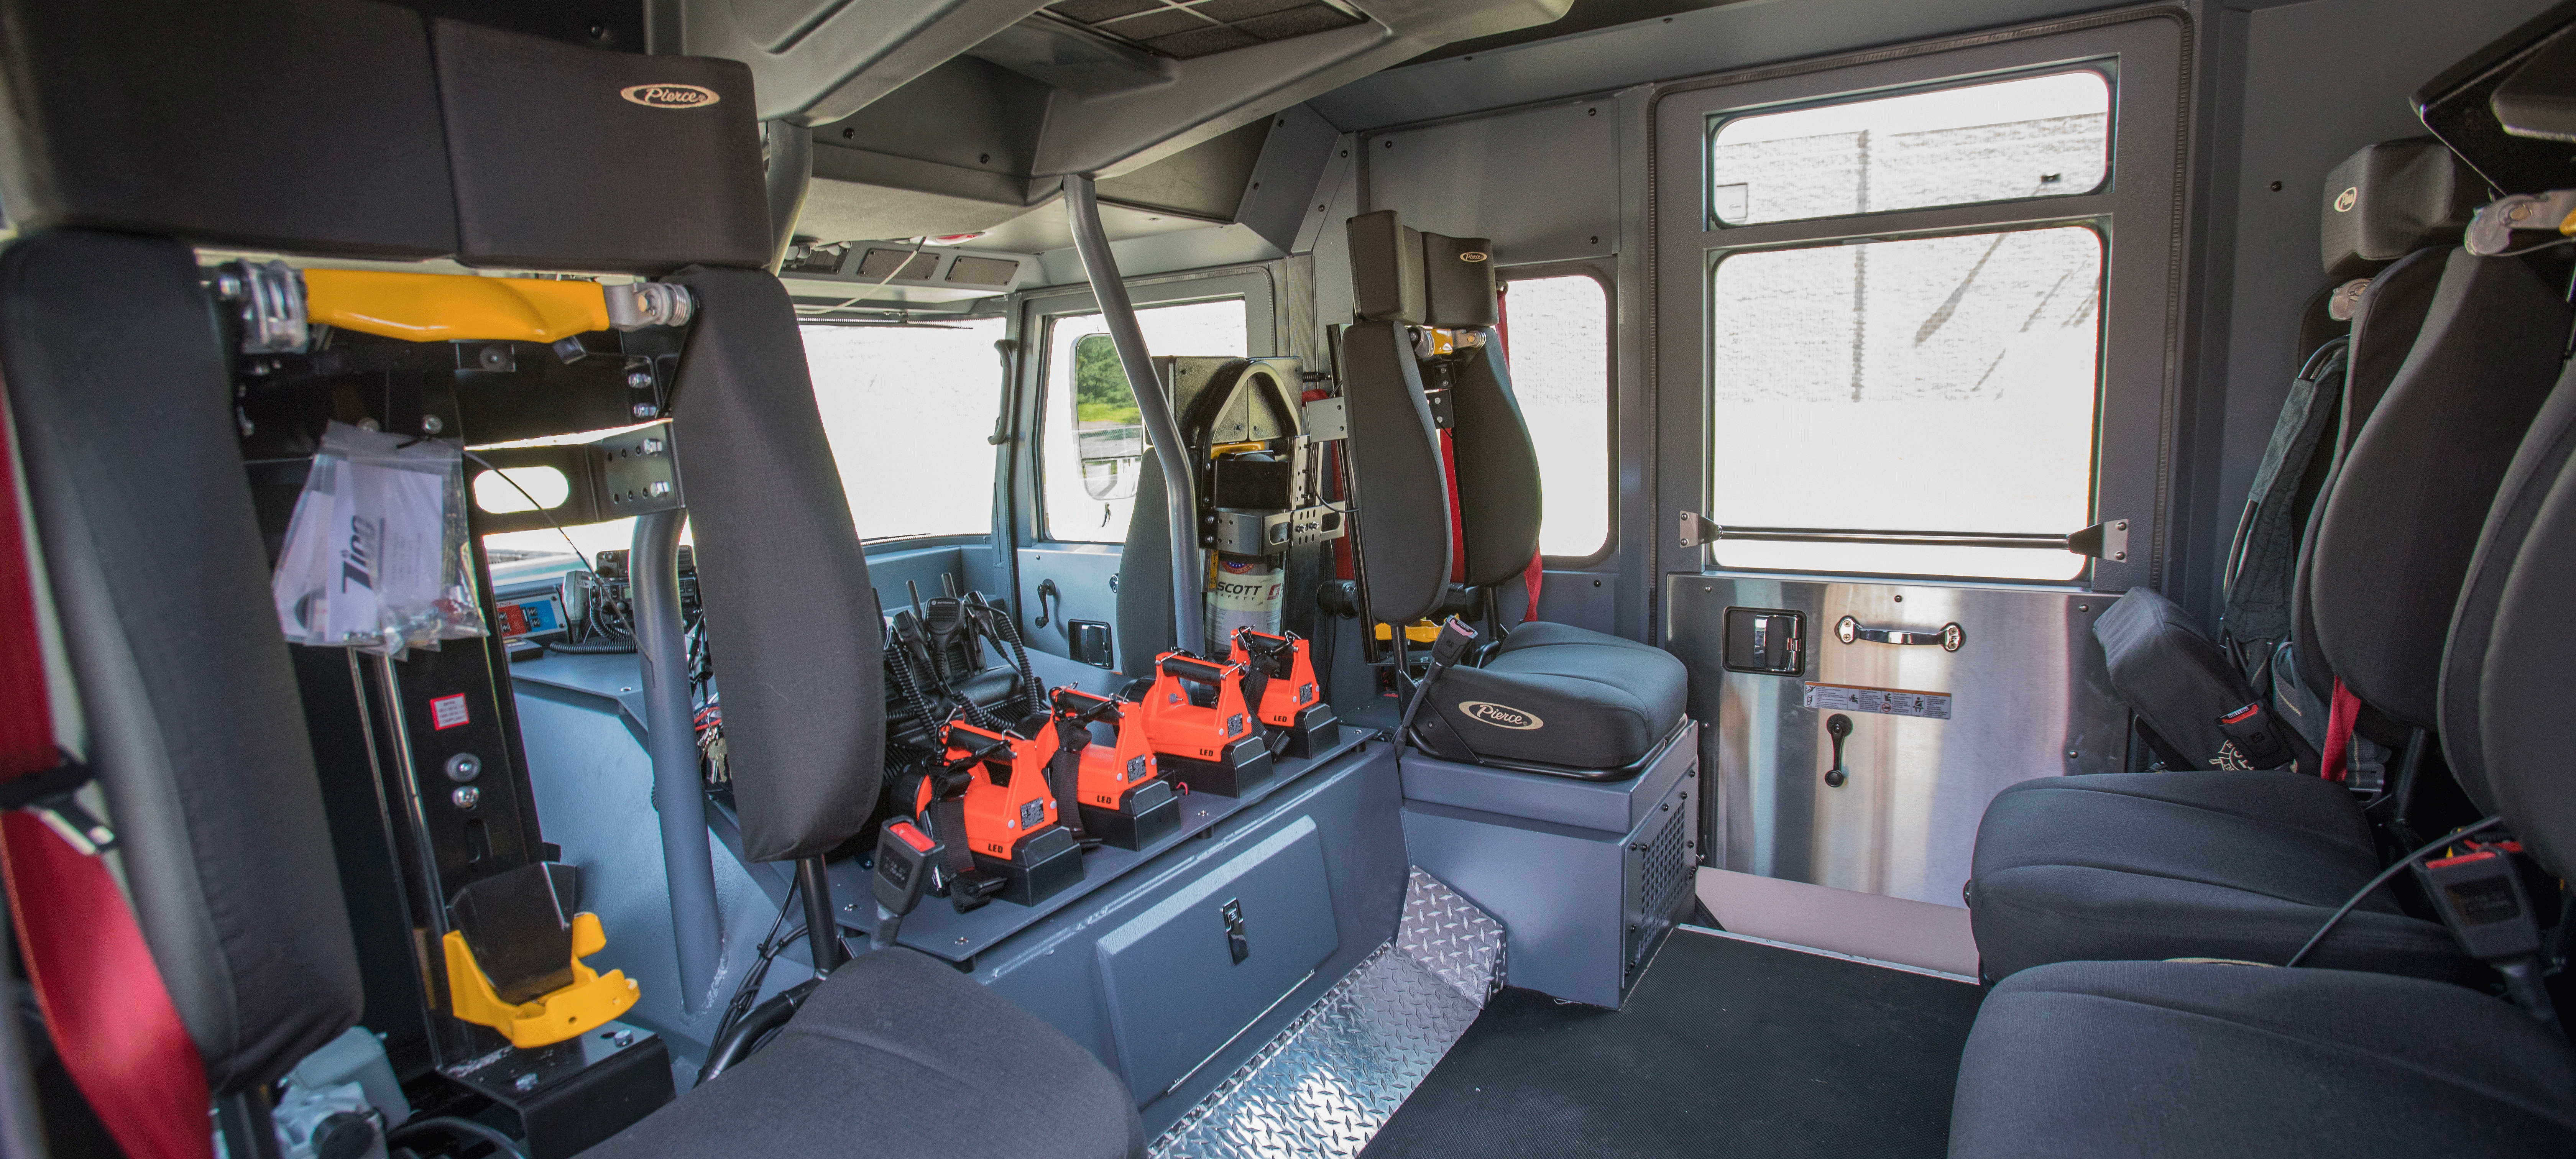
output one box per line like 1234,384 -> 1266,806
1374,620 -> 1441,643
304,269 -> 613,344
442,913 -> 639,1049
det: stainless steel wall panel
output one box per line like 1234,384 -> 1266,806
1669,576 -> 2124,907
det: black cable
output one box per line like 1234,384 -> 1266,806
386,1115 -> 529,1159
2286,815 -> 2504,968
461,450 -> 592,573
542,639 -> 636,655
712,879 -> 801,1045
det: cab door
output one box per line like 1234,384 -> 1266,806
1650,13 -> 2190,964
1007,269 -> 1275,671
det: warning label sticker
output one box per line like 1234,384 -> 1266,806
429,693 -> 470,731
1803,681 -> 1952,721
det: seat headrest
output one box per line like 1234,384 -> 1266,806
2320,139 -> 2484,278
1347,210 -> 1498,328
0,0 -> 457,258
430,18 -> 771,274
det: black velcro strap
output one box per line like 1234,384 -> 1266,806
0,755 -> 91,811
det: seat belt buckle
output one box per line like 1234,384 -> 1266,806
1428,616 -> 1479,669
871,819 -> 941,920
2213,701 -> 2294,771
2417,846 -> 2543,964
1,755 -> 117,855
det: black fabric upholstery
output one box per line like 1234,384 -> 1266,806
1344,210 -> 1500,328
2288,245 -> 2448,701
1420,233 -> 1499,329
430,19 -> 770,274
0,231 -> 363,1092
2318,138 -> 2483,278
2310,248 -> 2567,727
1116,444 -> 1177,675
1424,623 -> 1687,770
587,948 -> 1143,1159
667,268 -> 881,862
2443,359 -> 2576,813
1348,210 -> 1427,324
1339,320 -> 1451,624
1967,770 -> 2469,983
2482,445 -> 2576,878
2095,587 -> 2316,773
1951,960 -> 2576,1159
0,0 -> 455,258
1447,341 -> 1543,587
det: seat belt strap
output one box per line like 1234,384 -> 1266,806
2319,676 -> 2360,783
0,390 -> 212,1159
1438,429 -> 1466,584
1520,552 -> 1543,624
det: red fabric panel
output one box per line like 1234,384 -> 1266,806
1439,429 -> 1465,584
2320,677 -> 2360,783
1521,552 -> 1544,624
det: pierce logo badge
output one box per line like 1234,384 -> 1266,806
1458,250 -> 1490,262
1459,701 -> 1542,730
621,84 -> 721,109
2334,187 -> 2358,213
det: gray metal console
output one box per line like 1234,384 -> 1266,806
1398,720 -> 1700,1008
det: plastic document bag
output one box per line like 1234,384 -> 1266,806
273,421 -> 486,656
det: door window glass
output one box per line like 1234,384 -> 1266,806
1710,70 -> 2109,227
1707,227 -> 2102,579
1040,299 -> 1249,543
1502,274 -> 1612,558
807,318 -> 1009,541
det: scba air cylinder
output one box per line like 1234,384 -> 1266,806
1206,554 -> 1283,644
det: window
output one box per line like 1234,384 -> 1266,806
1710,70 -> 2109,228
1708,227 -> 2102,580
1502,273 -> 1611,558
1039,299 -> 1249,543
808,318 -> 1009,541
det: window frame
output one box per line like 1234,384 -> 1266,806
798,315 -> 1015,545
1498,260 -> 1620,568
1703,61 -> 2120,232
1010,267 -> 1278,549
1650,11 -> 2188,594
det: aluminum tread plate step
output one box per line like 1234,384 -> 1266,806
1152,868 -> 1505,1159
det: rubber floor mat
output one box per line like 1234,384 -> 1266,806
1358,928 -> 1985,1159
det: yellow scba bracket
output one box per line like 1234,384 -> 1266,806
304,269 -> 612,343
1375,620 -> 1442,643
442,913 -> 639,1048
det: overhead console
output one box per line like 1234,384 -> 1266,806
654,0 -> 1577,268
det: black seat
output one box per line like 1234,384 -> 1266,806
0,6 -> 1142,1155
1967,234 -> 2569,982
1337,210 -> 1687,773
1950,342 -> 2576,1155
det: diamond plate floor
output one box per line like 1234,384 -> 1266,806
1151,869 -> 1505,1159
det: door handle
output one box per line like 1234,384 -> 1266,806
1824,714 -> 1852,788
1835,615 -> 1963,652
1034,578 -> 1061,629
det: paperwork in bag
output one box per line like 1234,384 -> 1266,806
273,421 -> 486,657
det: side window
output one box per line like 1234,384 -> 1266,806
1039,299 -> 1249,543
807,318 -> 1009,541
1501,273 -> 1612,559
1704,67 -> 2113,581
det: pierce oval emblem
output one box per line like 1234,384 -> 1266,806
1458,250 -> 1490,263
621,83 -> 721,110
1459,701 -> 1542,730
2334,187 -> 2358,213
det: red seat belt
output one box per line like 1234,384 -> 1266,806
0,392 -> 212,1159
1521,552 -> 1543,624
2318,677 -> 2361,783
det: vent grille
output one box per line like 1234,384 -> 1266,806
945,256 -> 1020,286
856,248 -> 939,281
1046,0 -> 1363,60
1629,806 -> 1692,969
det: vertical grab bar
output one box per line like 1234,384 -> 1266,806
1064,172 -> 1205,657
634,507 -> 721,1012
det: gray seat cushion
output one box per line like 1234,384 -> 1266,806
1424,621 -> 1689,770
1952,959 -> 2576,1158
1967,770 -> 2469,983
587,947 -> 1143,1159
